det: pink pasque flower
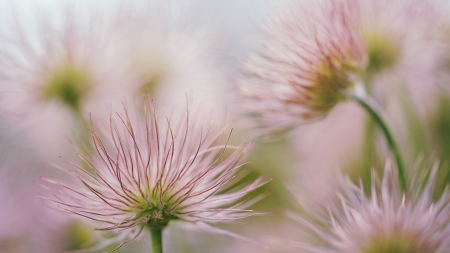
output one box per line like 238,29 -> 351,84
292,163 -> 450,253
40,98 -> 268,251
238,0 -> 440,135
0,2 -> 130,159
238,0 -> 366,135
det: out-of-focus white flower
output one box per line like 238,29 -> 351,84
113,2 -> 228,116
359,0 -> 441,118
359,0 -> 438,78
292,163 -> 450,253
0,2 -> 130,159
40,98 -> 268,251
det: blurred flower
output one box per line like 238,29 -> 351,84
113,2 -> 228,115
359,0 -> 441,122
292,163 -> 450,253
359,0 -> 438,79
238,0 -> 440,135
40,98 -> 268,251
0,2 -> 129,159
238,0 -> 365,134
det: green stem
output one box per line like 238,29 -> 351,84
70,107 -> 96,174
72,108 -> 93,155
148,226 -> 163,253
353,86 -> 407,191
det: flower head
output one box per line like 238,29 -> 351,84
0,3 -> 130,158
238,0 -> 366,134
293,163 -> 450,253
114,2 -> 226,111
359,0 -> 438,77
239,0 -> 440,135
40,98 -> 267,250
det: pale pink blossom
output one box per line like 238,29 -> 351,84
112,2 -> 229,116
238,0 -> 440,135
358,0 -> 441,117
238,0 -> 366,135
292,163 -> 450,253
40,98 -> 268,251
0,2 -> 130,159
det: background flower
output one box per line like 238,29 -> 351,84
238,0 -> 366,135
109,1 -> 230,118
0,0 -> 449,252
0,1 -> 130,160
293,163 -> 450,253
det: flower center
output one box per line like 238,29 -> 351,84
139,73 -> 163,95
43,65 -> 92,110
305,56 -> 358,115
132,51 -> 166,95
133,191 -> 179,227
364,31 -> 401,74
139,207 -> 178,227
362,235 -> 423,253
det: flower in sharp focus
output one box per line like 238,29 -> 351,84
238,0 -> 366,135
40,98 -> 268,250
0,2 -> 129,158
292,163 -> 450,253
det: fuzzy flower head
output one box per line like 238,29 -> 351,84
0,4 -> 127,111
113,2 -> 227,111
0,3 -> 130,158
359,0 -> 438,77
293,163 -> 450,253
239,0 -> 366,134
40,98 -> 267,250
239,0 -> 440,135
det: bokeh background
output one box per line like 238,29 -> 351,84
1,0 -> 450,252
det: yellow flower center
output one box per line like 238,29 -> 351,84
362,234 -> 422,253
139,72 -> 163,94
132,51 -> 166,95
364,30 -> 401,74
303,56 -> 359,117
42,65 -> 92,110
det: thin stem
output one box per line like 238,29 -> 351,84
71,108 -> 95,173
72,108 -> 94,155
148,226 -> 163,253
352,86 -> 407,191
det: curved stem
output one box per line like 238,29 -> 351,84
353,86 -> 407,191
148,226 -> 163,253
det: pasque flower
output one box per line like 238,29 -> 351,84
238,0 -> 365,134
113,2 -> 226,111
292,163 -> 450,253
359,0 -> 438,77
0,3 -> 129,159
40,98 -> 268,252
239,0 -> 439,135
